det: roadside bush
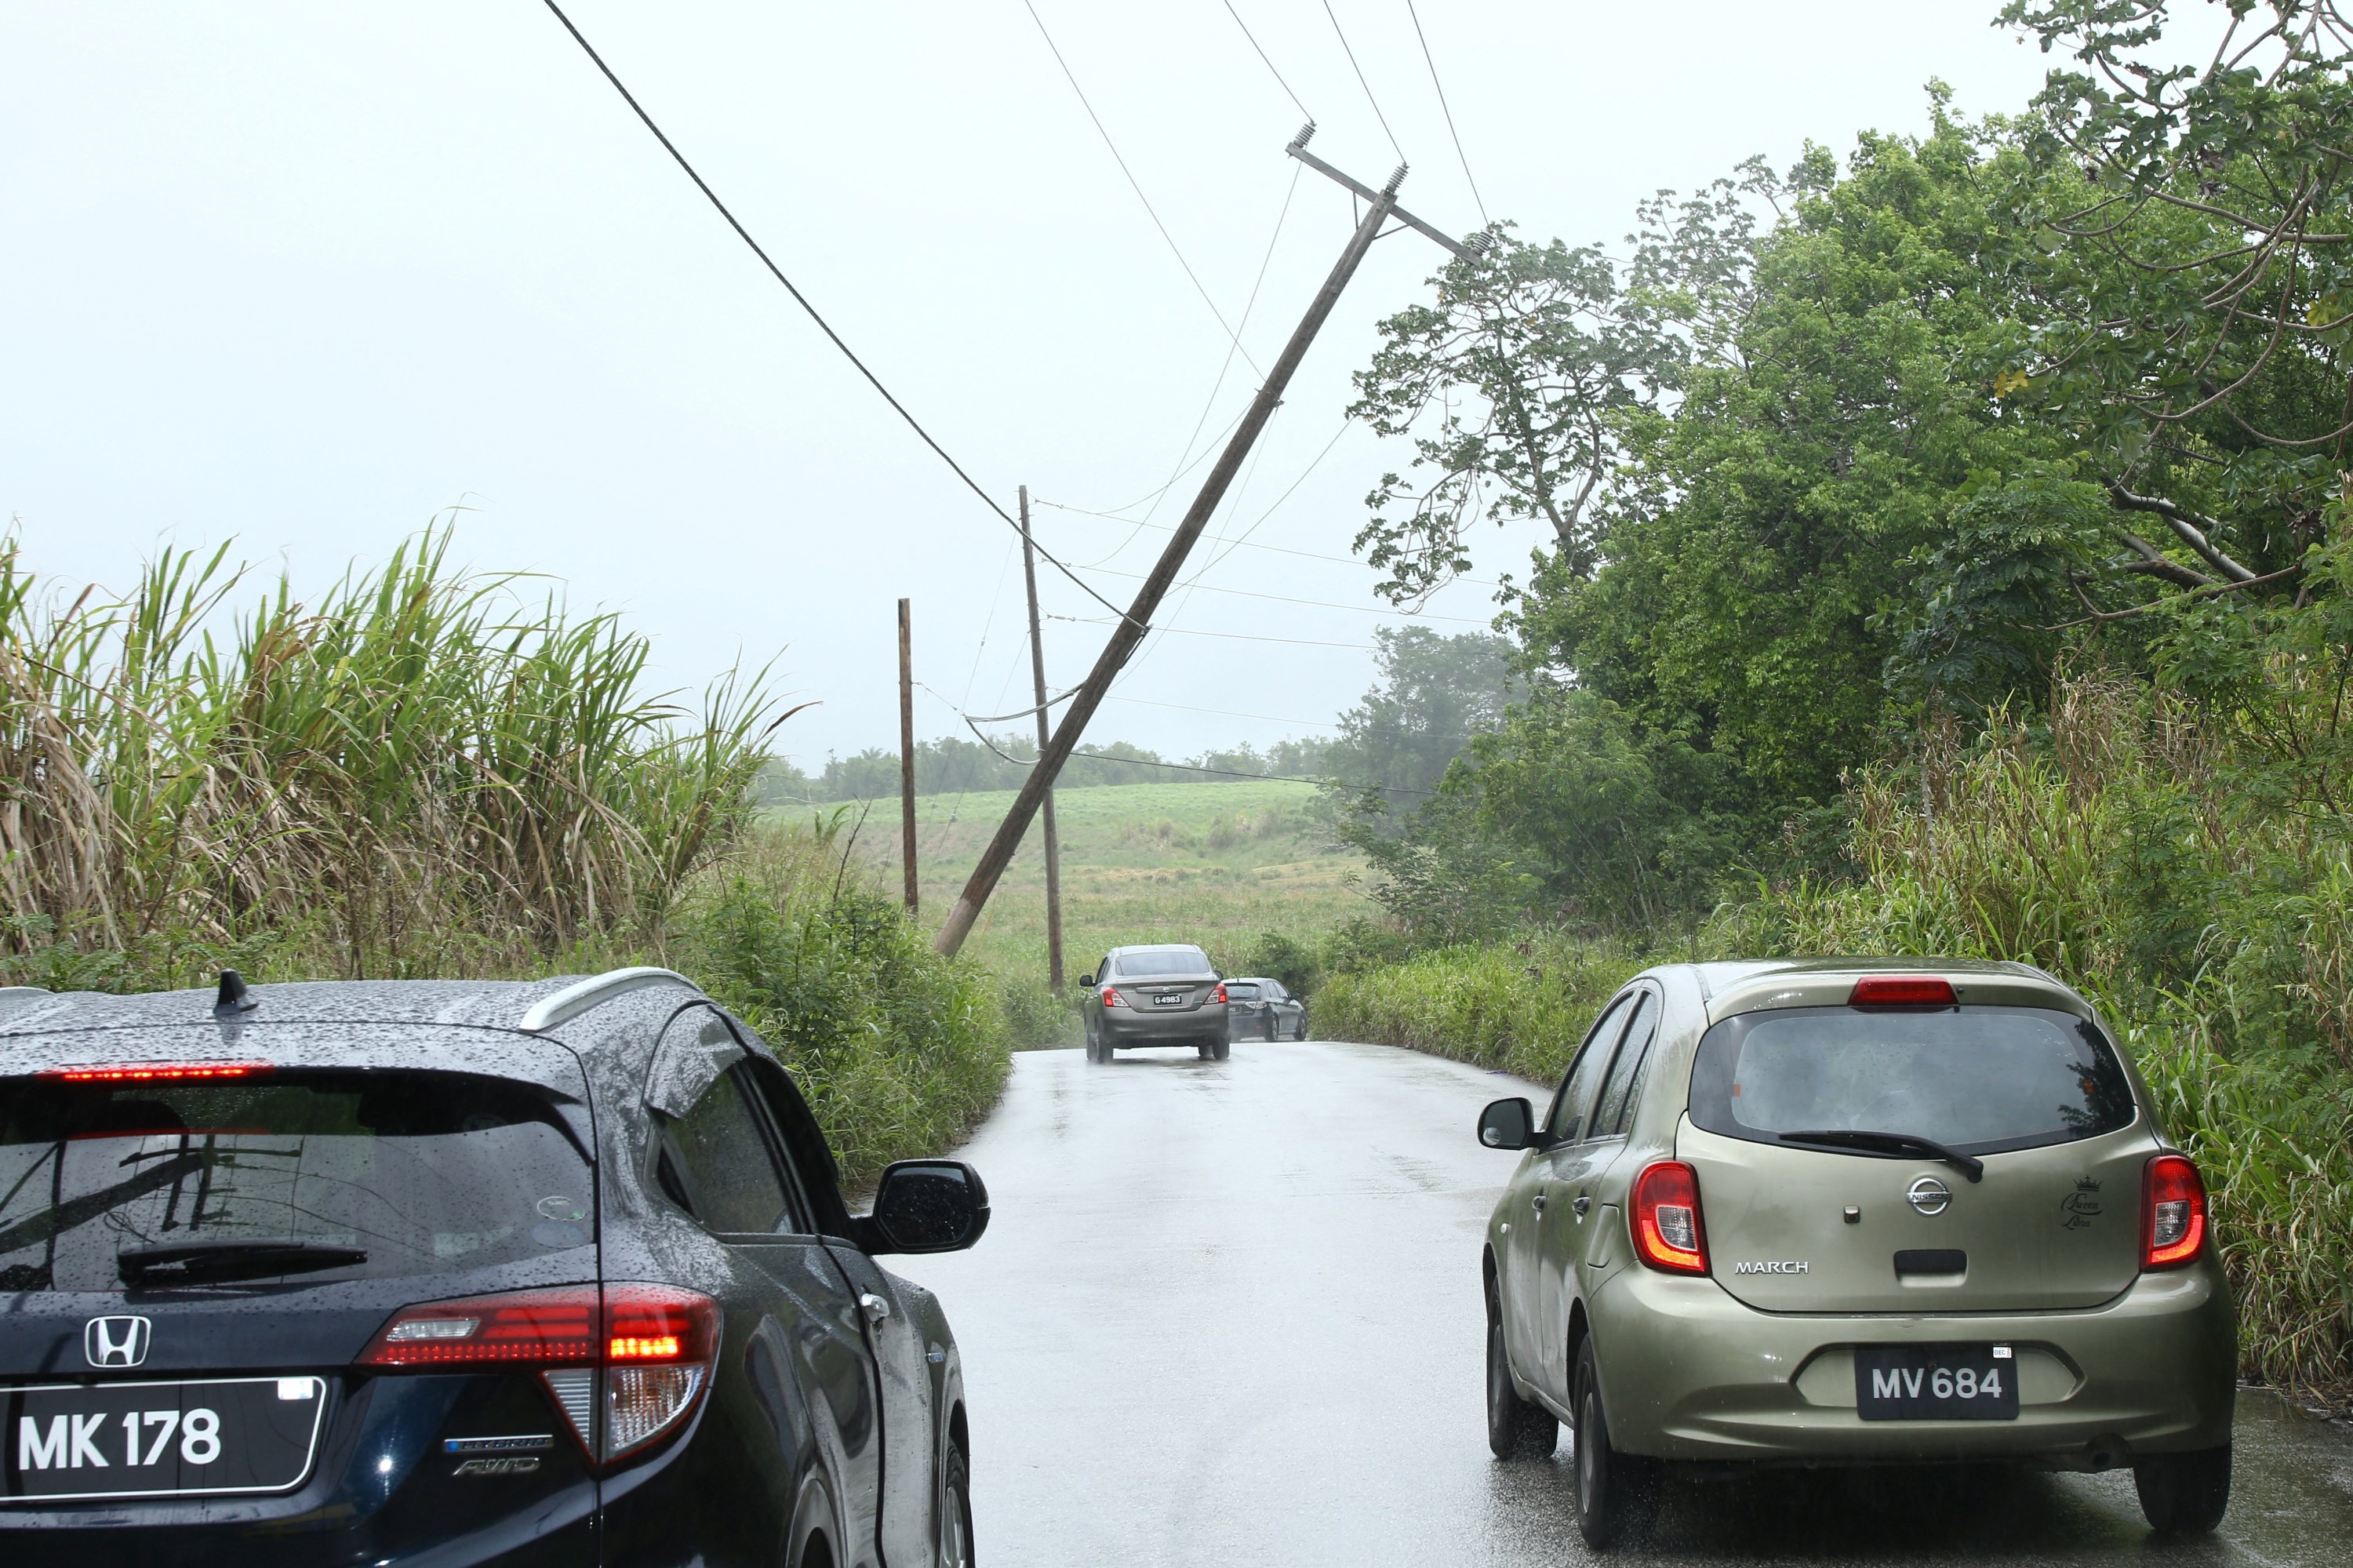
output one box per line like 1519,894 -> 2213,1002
998,971 -> 1082,1050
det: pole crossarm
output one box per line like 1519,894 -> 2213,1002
1285,126 -> 1481,263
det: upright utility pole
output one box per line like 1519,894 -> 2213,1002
936,136 -> 1473,957
897,598 -> 918,914
1017,485 -> 1067,992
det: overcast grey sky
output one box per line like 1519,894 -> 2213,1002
1,2 -> 2056,769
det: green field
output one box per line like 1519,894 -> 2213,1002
806,779 -> 1374,982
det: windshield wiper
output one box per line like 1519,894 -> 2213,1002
118,1240 -> 369,1286
1777,1129 -> 1984,1183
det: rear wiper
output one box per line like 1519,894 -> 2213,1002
1777,1130 -> 1984,1183
118,1240 -> 369,1286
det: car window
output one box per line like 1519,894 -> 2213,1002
1226,982 -> 1261,1000
1547,995 -> 1631,1141
1114,948 -> 1212,977
1588,991 -> 1660,1140
0,1070 -> 592,1292
661,1064 -> 798,1234
1265,981 -> 1289,1001
1688,1006 -> 2138,1155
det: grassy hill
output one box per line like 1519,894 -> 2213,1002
791,778 -> 1374,982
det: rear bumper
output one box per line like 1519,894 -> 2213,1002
1585,1253 -> 2237,1466
1101,1007 -> 1226,1042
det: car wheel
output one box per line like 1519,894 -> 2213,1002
2134,1444 -> 2231,1533
938,1437 -> 975,1568
1294,1014 -> 1309,1042
1485,1291 -> 1555,1460
1571,1334 -> 1657,1548
1262,1011 -> 1277,1042
1211,1035 -> 1231,1060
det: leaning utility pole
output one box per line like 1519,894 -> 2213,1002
935,132 -> 1476,957
1017,485 -> 1068,992
897,598 -> 918,914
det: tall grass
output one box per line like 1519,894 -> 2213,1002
0,527 -> 775,986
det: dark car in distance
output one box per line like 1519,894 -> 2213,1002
1222,978 -> 1307,1042
1079,945 -> 1229,1062
0,967 -> 987,1568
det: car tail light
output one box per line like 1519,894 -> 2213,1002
1631,1161 -> 1708,1275
43,1062 -> 271,1082
1849,975 -> 1956,1006
1101,986 -> 1128,1008
1211,983 -> 1228,1003
359,1284 -> 718,1464
2143,1153 -> 2208,1269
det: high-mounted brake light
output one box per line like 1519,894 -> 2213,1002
1100,986 -> 1129,1008
359,1284 -> 718,1464
2143,1153 -> 2207,1270
44,1062 -> 270,1083
1849,976 -> 1956,1007
1631,1160 -> 1708,1275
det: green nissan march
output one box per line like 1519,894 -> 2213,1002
1476,959 -> 2236,1548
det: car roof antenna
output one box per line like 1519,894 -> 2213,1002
213,970 -> 260,1018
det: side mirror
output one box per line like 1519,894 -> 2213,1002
1078,973 -> 1095,988
1478,1097 -> 1537,1151
865,1160 -> 991,1254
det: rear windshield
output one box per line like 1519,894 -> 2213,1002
1225,983 -> 1261,1000
1688,1006 -> 2137,1156
1115,948 -> 1212,977
0,1070 -> 593,1292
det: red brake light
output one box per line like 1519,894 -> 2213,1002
44,1063 -> 270,1082
1212,983 -> 1228,1004
1631,1160 -> 1708,1275
606,1284 -> 718,1362
358,1286 -> 599,1366
1101,986 -> 1127,1008
2143,1153 -> 2207,1269
1849,975 -> 1956,1007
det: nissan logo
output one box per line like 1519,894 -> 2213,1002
85,1315 -> 153,1369
1907,1176 -> 1952,1216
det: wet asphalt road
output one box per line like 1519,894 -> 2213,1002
893,1040 -> 2353,1567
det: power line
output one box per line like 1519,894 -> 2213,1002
1050,614 -> 1373,652
533,0 -> 1138,628
1220,0 -> 1314,122
1020,0 -> 1263,375
1403,0 -> 1488,226
1321,1 -> 1406,163
1076,564 -> 1491,624
1031,500 -> 1505,587
1106,693 -> 1336,729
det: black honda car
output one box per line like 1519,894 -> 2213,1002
0,967 -> 986,1567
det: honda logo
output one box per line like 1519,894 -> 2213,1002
84,1315 -> 151,1369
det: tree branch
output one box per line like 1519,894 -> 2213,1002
2106,482 -> 2259,581
2115,529 -> 2218,589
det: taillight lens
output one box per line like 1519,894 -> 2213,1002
43,1062 -> 271,1082
1631,1161 -> 1708,1275
1211,983 -> 1228,1003
2143,1153 -> 2207,1269
359,1284 -> 718,1464
1101,986 -> 1128,1008
1849,975 -> 1956,1006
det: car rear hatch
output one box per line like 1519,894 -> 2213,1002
0,1024 -> 603,1561
1677,976 -> 2152,1313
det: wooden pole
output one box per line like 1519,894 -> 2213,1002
936,175 -> 1402,956
1017,485 -> 1067,992
897,597 -> 918,914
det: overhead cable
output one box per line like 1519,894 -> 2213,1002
1075,564 -> 1491,624
1032,503 -> 1504,588
1321,1 -> 1406,162
1020,0 -> 1263,375
1050,614 -> 1373,652
1403,0 -> 1489,225
1220,0 -> 1314,122
533,0 -> 1137,628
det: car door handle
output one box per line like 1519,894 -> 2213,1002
1573,1195 -> 1593,1219
858,1292 -> 892,1325
1530,1191 -> 1547,1213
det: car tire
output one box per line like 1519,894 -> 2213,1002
1211,1035 -> 1231,1060
1485,1293 -> 1555,1460
938,1437 -> 975,1568
1571,1334 -> 1657,1548
2133,1444 -> 2231,1533
1294,1015 -> 1309,1042
1262,1012 -> 1277,1042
